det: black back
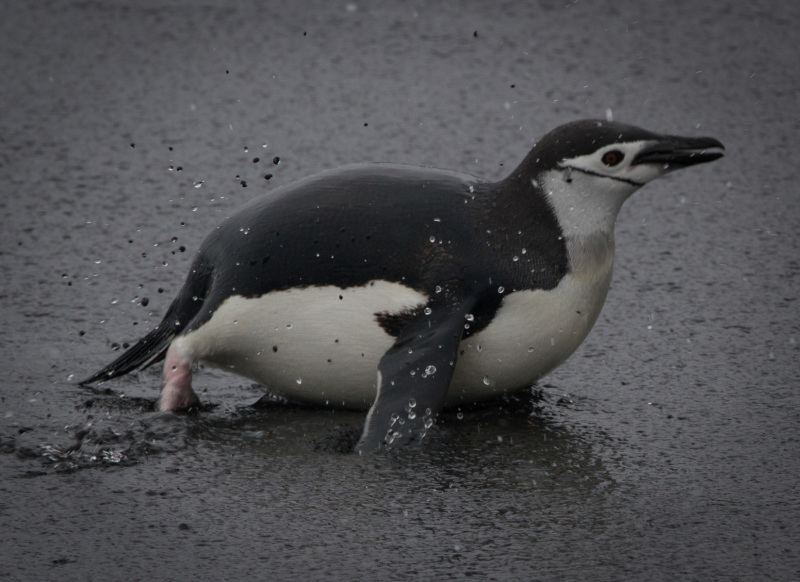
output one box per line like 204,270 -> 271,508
183,162 -> 569,337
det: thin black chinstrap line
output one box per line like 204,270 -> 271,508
561,165 -> 644,187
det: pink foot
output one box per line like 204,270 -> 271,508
159,343 -> 200,411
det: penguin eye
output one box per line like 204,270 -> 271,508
601,150 -> 624,166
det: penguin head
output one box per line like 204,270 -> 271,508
522,119 -> 724,235
543,119 -> 724,187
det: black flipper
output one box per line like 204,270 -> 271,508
355,294 -> 479,454
78,256 -> 214,385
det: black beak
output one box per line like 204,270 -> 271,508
632,135 -> 725,168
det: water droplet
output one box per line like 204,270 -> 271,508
476,344 -> 482,352
286,323 -> 293,329
522,248 -> 527,254
410,370 -> 416,376
483,376 -> 491,386
424,417 -> 434,428
424,307 -> 432,315
425,408 -> 432,416
193,180 -> 204,188
469,185 -> 474,193
435,285 -> 442,293
512,256 -> 519,262
408,411 -> 416,420
429,236 -> 436,243
295,377 -> 302,384
456,411 -> 464,420
408,398 -> 417,408
110,298 -> 118,305
465,313 -> 474,321
425,365 -> 436,375
497,286 -> 505,294
527,346 -> 535,352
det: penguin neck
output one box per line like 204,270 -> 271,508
495,162 -> 631,285
537,167 -> 633,278
536,167 -> 634,239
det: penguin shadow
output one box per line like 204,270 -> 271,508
188,385 -> 571,454
200,383 -> 612,488
52,380 -> 611,494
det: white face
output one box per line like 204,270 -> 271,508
540,139 -> 667,238
558,140 -> 666,187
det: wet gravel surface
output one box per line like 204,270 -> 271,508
1,1 -> 798,580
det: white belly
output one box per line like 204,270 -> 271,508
171,273 -> 611,409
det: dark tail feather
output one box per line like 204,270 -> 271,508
78,316 -> 178,385
79,256 -> 214,386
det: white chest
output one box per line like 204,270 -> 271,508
449,230 -> 615,403
448,267 -> 612,404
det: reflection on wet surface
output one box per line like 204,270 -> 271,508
2,385 -> 628,579
8,384 -> 609,488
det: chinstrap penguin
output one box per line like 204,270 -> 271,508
80,119 -> 724,453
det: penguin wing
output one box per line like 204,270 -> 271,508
355,292 -> 479,454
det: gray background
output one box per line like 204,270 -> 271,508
1,0 -> 798,580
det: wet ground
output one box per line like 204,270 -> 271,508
1,0 -> 798,580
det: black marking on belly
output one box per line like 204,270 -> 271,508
375,285 -> 508,340
375,307 -> 421,337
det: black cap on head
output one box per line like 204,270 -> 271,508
505,119 -> 724,184
529,120 -> 662,171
